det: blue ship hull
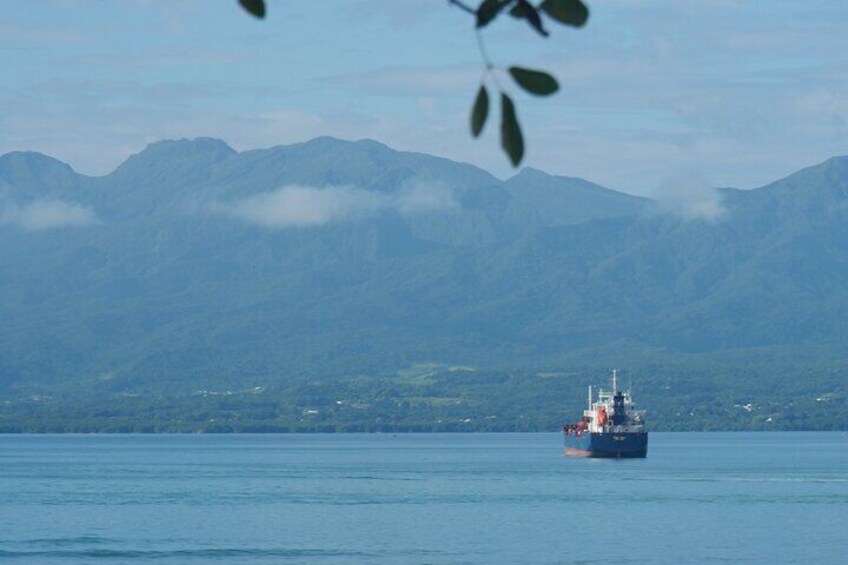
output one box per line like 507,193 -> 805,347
563,431 -> 648,458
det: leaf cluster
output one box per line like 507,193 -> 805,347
477,0 -> 588,34
236,0 -> 589,167
469,0 -> 589,166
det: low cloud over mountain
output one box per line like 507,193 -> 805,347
220,180 -> 458,229
1,199 -> 98,230
650,172 -> 726,222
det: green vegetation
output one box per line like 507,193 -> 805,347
2,360 -> 845,432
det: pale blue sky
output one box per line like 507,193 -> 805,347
2,0 -> 848,195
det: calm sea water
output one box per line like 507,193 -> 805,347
1,433 -> 846,564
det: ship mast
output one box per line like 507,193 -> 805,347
588,385 -> 593,410
612,369 -> 618,394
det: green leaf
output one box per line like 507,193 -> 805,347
239,0 -> 266,19
500,94 -> 524,167
508,2 -> 530,18
509,0 -> 548,36
540,0 -> 589,27
508,67 -> 559,96
470,84 -> 490,138
477,0 -> 512,29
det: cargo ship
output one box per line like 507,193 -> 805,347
562,370 -> 648,458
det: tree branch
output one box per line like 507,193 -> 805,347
447,0 -> 477,16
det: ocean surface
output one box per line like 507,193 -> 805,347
1,432 -> 846,564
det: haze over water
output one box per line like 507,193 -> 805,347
1,432 -> 845,564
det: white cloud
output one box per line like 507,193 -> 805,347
650,173 -> 726,222
222,181 -> 458,229
227,186 -> 383,228
394,180 -> 459,216
1,200 -> 99,230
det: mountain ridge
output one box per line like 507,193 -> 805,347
1,138 -> 847,410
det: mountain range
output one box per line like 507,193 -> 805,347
1,137 -> 847,430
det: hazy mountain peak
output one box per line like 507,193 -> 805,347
502,165 -> 646,227
820,154 -> 848,167
140,137 -> 235,159
749,154 -> 848,214
239,137 -> 498,195
260,136 -> 397,170
507,166 -> 635,197
130,137 -> 233,159
299,136 -> 389,151
817,155 -> 848,184
112,137 -> 237,178
0,151 -> 79,193
511,166 -> 550,179
279,137 -> 394,160
0,151 -> 75,175
759,155 -> 848,189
